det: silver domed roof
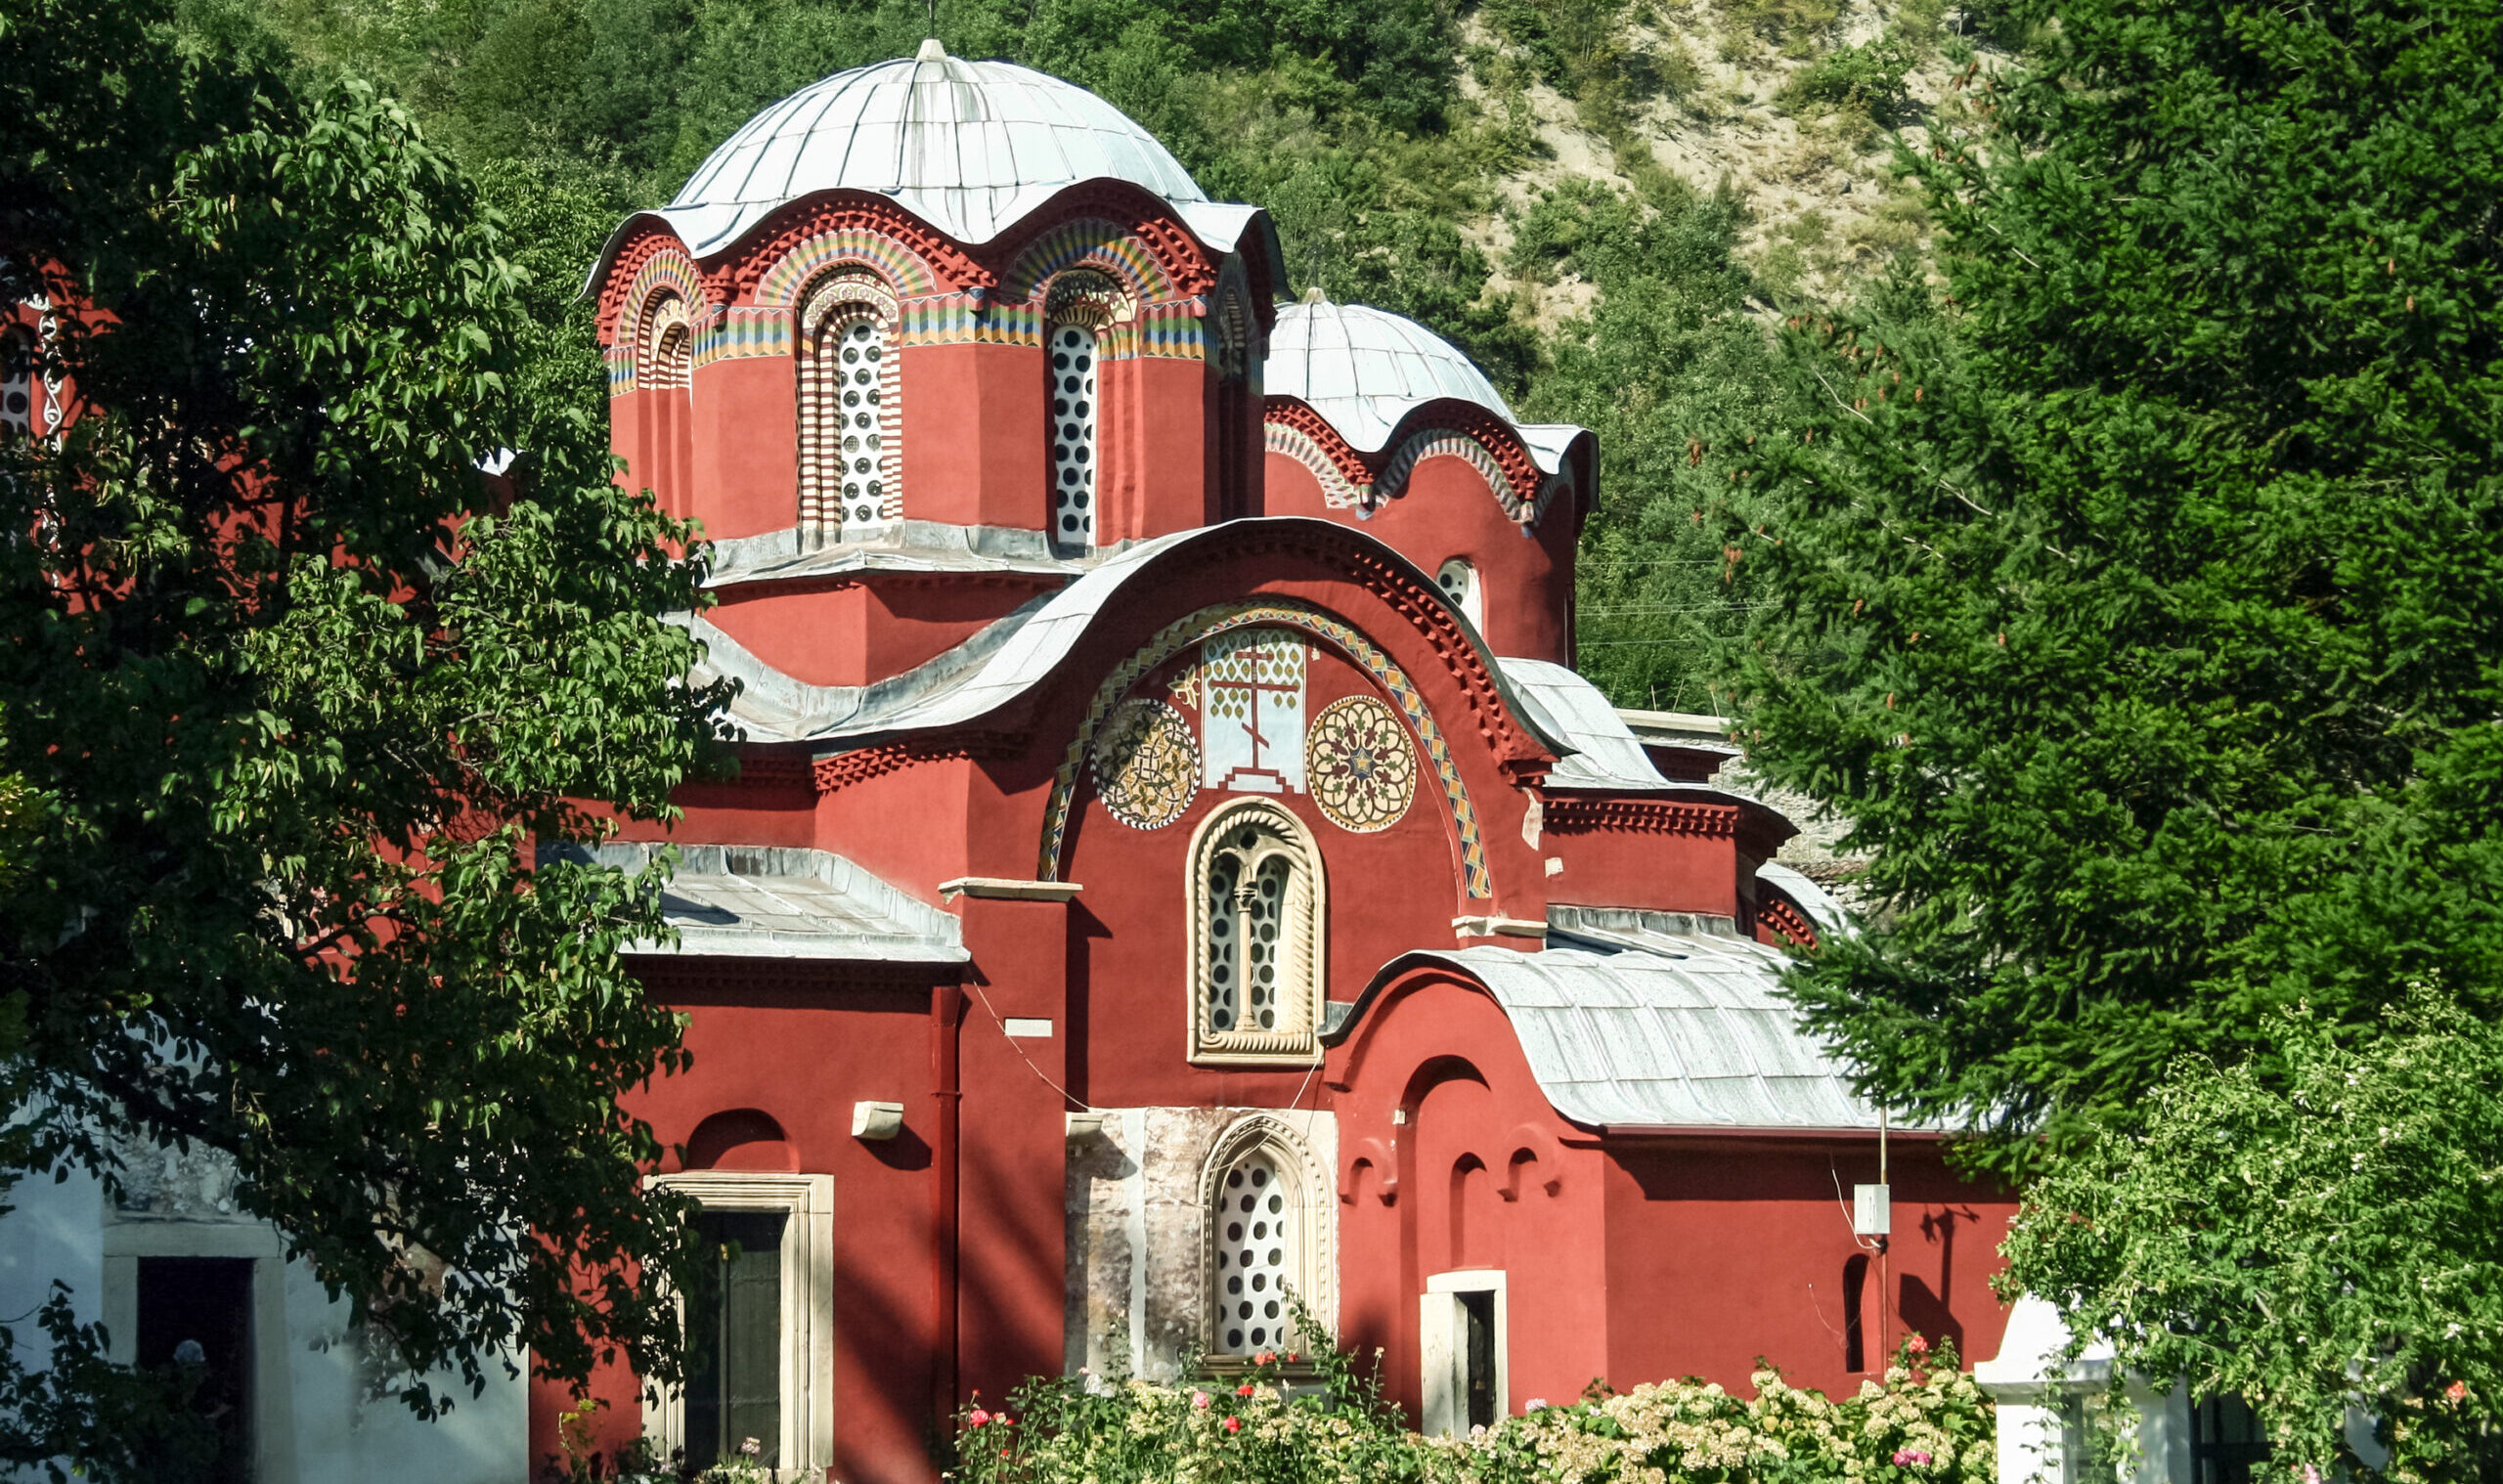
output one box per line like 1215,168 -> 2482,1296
657,39 -> 1211,254
1263,299 -> 1515,454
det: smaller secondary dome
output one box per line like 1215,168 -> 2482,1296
659,40 -> 1208,254
1264,299 -> 1515,454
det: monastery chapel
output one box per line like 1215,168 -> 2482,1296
552,37 -> 2021,1484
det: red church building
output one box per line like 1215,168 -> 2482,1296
548,39 -> 2019,1482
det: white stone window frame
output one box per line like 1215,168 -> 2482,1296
1185,797 -> 1326,1068
644,1171 -> 835,1482
1040,271 -> 1127,556
638,290 -> 694,392
1419,1268 -> 1509,1437
1198,1113 -> 1336,1358
798,271 -> 902,543
101,1219 -> 300,1484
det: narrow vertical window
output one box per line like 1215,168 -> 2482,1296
1211,1153 -> 1297,1355
687,1209 -> 785,1471
799,274 -> 900,543
1187,800 -> 1323,1065
0,328 -> 32,434
1436,558 -> 1482,632
1048,323 -> 1097,552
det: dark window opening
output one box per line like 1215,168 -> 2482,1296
1842,1253 -> 1869,1372
137,1256 -> 255,1484
1460,1288 -> 1497,1431
687,1210 -> 785,1469
2192,1394 -> 2272,1484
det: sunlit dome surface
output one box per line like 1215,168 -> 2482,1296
656,39 -> 1212,254
1264,298 -> 1517,454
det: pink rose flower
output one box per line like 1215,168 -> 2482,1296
1906,1335 -> 1929,1355
968,1409 -> 991,1427
2447,1381 -> 2469,1402
1192,1390 -> 1211,1411
1223,1417 -> 1243,1434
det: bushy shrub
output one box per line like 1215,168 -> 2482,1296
950,1337 -> 1992,1484
1776,33 -> 1917,124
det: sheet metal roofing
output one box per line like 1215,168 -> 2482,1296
554,842 -> 967,963
655,39 -> 1216,254
1372,928 -> 1903,1132
1498,658 -> 1673,792
1265,300 -> 1515,453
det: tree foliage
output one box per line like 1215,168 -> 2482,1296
1511,176 -> 1780,711
0,0 -> 728,1465
2003,994 -> 2503,1483
1723,0 -> 2503,1174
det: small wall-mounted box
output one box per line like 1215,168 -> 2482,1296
1853,1183 -> 1892,1238
852,1101 -> 905,1141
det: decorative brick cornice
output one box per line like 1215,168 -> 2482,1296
1398,402 -> 1546,514
992,183 -> 1220,298
731,750 -> 816,790
1540,797 -> 1740,838
627,957 -> 955,998
1263,399 -> 1375,488
712,195 -> 996,303
812,732 -> 1022,794
1755,894 -> 1820,952
1262,398 -> 1555,523
596,224 -> 704,339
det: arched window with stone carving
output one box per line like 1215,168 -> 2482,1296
1043,271 -> 1122,555
797,271 -> 900,542
1186,799 -> 1324,1066
1200,1114 -> 1332,1359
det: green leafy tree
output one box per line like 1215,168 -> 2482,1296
2004,993 -> 2503,1483
1723,0 -> 2503,1173
1510,176 -> 1779,710
0,0 -> 728,1467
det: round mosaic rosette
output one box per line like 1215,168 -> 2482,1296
1305,695 -> 1417,832
1092,698 -> 1200,829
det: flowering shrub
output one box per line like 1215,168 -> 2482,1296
950,1338 -> 1992,1484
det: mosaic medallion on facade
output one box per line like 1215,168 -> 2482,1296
1091,699 -> 1200,829
1306,695 -> 1417,832
1200,629 -> 1307,795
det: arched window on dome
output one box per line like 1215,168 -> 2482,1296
1187,799 -> 1325,1067
798,272 -> 900,543
1200,1114 -> 1332,1359
1436,558 -> 1483,633
632,292 -> 695,510
1044,272 -> 1122,555
639,293 -> 693,392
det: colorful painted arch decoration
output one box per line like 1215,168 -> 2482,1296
1039,599 -> 1492,900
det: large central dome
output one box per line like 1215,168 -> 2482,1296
658,39 -> 1210,255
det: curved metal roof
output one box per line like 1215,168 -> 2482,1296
656,39 -> 1209,254
1360,935 -> 1906,1133
1264,299 -> 1516,453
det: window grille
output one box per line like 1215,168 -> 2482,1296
1436,558 -> 1482,632
799,277 -> 899,542
1048,323 -> 1097,552
1211,1154 -> 1296,1354
1188,801 -> 1324,1065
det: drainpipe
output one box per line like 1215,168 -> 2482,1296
931,983 -> 963,1447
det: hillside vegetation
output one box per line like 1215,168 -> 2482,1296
191,0 -> 2000,712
